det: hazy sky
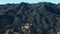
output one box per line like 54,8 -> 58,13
0,0 -> 60,4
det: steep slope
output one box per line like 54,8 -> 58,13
0,2 -> 60,34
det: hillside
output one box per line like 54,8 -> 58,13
0,2 -> 60,34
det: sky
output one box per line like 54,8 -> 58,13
0,0 -> 60,4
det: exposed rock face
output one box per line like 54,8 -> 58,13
0,2 -> 60,34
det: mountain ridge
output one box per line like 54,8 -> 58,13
0,2 -> 60,34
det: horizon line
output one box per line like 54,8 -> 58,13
0,1 -> 59,5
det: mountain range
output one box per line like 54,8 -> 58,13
0,2 -> 60,34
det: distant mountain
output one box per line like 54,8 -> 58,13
0,2 -> 60,34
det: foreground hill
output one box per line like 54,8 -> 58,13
0,2 -> 60,34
